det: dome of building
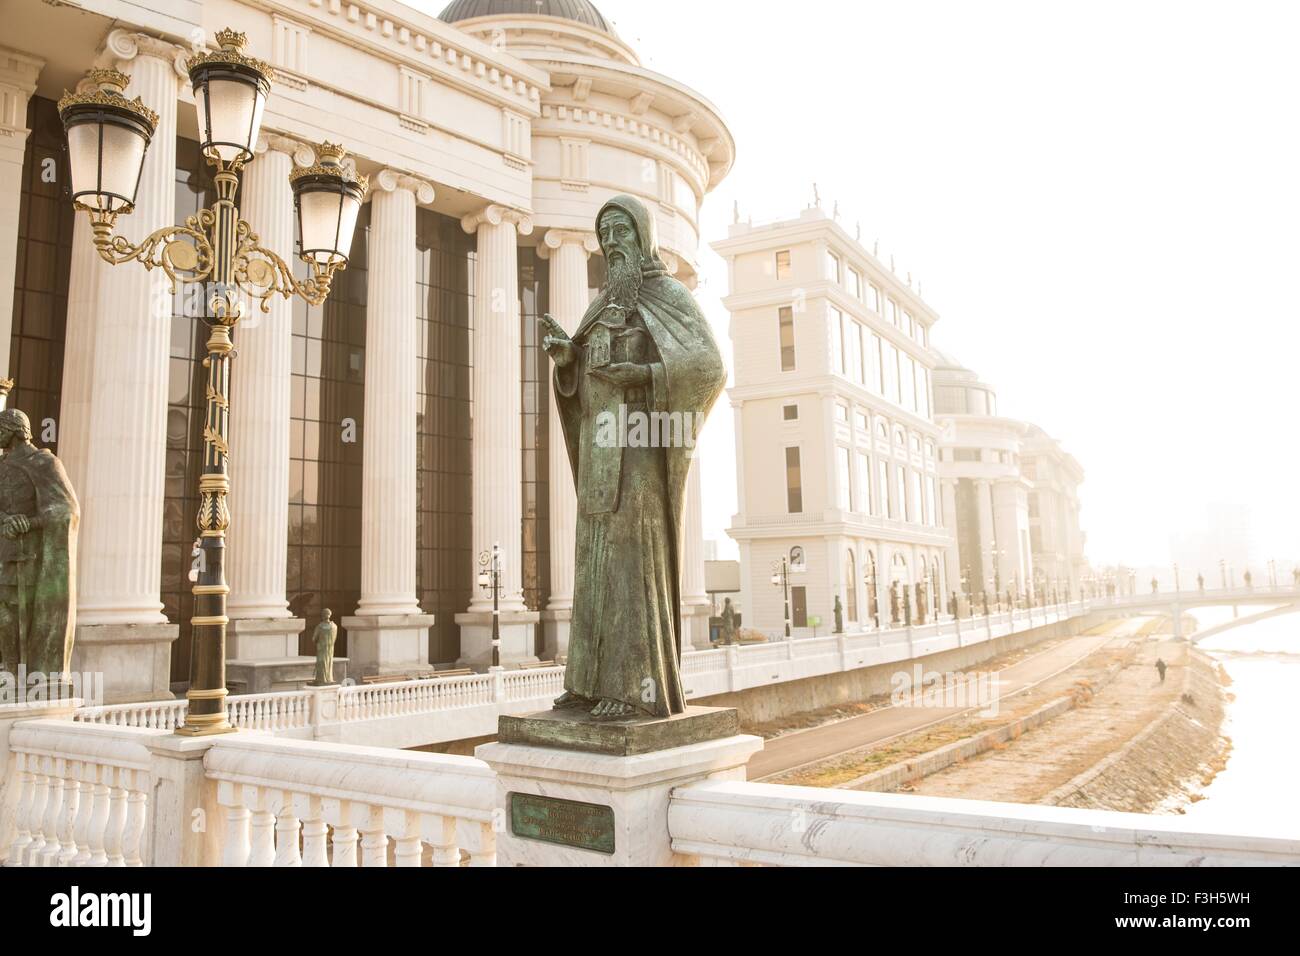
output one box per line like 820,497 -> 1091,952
438,0 -> 614,34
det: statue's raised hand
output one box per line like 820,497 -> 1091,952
539,314 -> 577,368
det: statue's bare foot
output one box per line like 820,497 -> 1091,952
553,691 -> 590,710
590,698 -> 637,720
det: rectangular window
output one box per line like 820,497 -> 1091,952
884,341 -> 900,405
887,298 -> 899,326
834,402 -> 848,423
829,306 -> 844,374
837,446 -> 852,511
826,250 -> 842,284
904,356 -> 917,413
849,319 -> 864,385
920,368 -> 931,418
870,333 -> 883,394
775,249 -> 791,279
895,464 -> 907,520
785,446 -> 803,514
908,469 -> 922,523
858,451 -> 872,515
866,284 -> 881,313
850,268 -> 863,300
782,403 -> 799,421
905,311 -> 915,339
779,306 -> 796,371
929,476 -> 940,527
856,410 -> 869,431
878,458 -> 891,517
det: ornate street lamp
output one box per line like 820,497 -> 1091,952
770,558 -> 791,639
477,544 -> 504,669
59,29 -> 367,736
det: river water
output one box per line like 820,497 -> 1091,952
1178,607 -> 1300,837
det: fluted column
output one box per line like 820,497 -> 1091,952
0,48 -> 43,378
681,456 -> 713,648
358,171 -> 432,615
940,478 -> 961,604
538,229 -> 596,627
974,478 -> 996,593
228,135 -> 311,621
463,204 -> 531,613
78,33 -> 185,625
454,204 -> 539,669
69,32 -> 186,703
343,171 -> 436,678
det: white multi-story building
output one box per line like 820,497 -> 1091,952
713,207 -> 952,637
0,0 -> 734,700
933,354 -> 1086,602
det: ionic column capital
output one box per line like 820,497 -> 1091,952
374,169 -> 435,204
538,228 -> 599,259
460,203 -> 533,237
255,132 -> 314,168
105,30 -> 189,80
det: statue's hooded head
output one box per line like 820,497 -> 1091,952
0,408 -> 32,448
595,195 -> 669,318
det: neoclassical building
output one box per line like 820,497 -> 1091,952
714,207 -> 953,636
0,0 -> 733,700
933,354 -> 1086,603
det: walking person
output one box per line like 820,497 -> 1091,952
1155,657 -> 1167,683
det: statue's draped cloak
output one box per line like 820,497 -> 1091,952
553,195 -> 726,716
1,447 -> 79,675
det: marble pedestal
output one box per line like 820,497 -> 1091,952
225,617 -> 323,693
476,706 -> 762,866
455,610 -> 540,670
71,622 -> 179,703
539,608 -> 571,662
341,613 -> 436,678
682,603 -> 714,650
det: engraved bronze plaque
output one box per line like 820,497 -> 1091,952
508,792 -> 615,855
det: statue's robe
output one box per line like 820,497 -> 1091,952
553,195 -> 726,717
0,443 -> 79,676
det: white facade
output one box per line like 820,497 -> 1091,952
933,354 -> 1086,602
713,207 -> 953,637
0,0 -> 734,699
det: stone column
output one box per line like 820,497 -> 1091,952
455,204 -> 539,670
342,171 -> 436,677
71,32 -> 187,703
974,478 -> 996,595
224,134 -> 315,693
681,456 -> 713,649
0,48 -> 43,378
940,478 -> 961,611
537,228 -> 597,661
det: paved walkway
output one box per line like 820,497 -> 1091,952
746,621 -> 1146,781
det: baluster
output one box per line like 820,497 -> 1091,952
428,814 -> 460,867
300,796 -> 328,867
249,790 -> 276,867
331,824 -> 358,867
103,780 -> 127,867
39,763 -> 67,866
7,754 -> 34,866
55,768 -> 83,866
359,806 -> 387,867
394,810 -> 422,867
85,777 -> 110,866
122,779 -> 146,867
274,802 -> 302,867
223,807 -> 251,866
470,821 -> 497,867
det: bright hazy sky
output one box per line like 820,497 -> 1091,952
419,0 -> 1300,567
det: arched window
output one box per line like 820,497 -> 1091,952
845,550 -> 858,622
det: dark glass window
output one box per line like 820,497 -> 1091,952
785,446 -> 802,514
285,205 -> 369,660
7,95 -> 73,439
778,306 -> 795,371
518,246 -> 550,622
416,208 -> 475,664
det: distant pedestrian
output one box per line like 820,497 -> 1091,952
1155,658 -> 1167,683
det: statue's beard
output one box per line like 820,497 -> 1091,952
600,251 -> 644,317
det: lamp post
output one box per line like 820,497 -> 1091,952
477,544 -> 504,669
1219,558 -> 1227,590
59,31 -> 366,736
1173,563 -> 1180,593
770,557 -> 791,638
